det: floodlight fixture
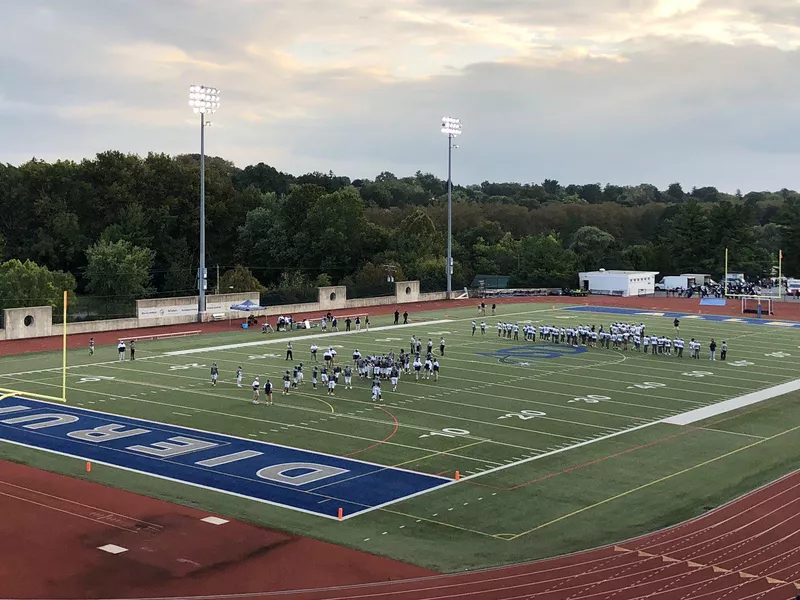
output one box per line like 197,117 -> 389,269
441,116 -> 462,137
440,116 -> 462,298
188,84 -> 221,320
188,85 -> 221,114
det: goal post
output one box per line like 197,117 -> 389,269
0,290 -> 69,404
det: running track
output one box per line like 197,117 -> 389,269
259,469 -> 800,600
3,461 -> 800,599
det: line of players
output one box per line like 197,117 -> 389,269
217,342 -> 442,406
473,318 -> 729,360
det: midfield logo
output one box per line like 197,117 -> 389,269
478,344 -> 588,365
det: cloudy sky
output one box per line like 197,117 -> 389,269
1,0 -> 800,191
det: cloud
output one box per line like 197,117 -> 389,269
0,0 -> 799,192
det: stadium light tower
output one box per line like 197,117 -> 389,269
441,116 -> 462,298
188,85 -> 220,322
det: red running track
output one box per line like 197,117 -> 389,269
3,459 -> 800,600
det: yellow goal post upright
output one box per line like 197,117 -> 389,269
724,247 -> 783,300
0,290 -> 68,404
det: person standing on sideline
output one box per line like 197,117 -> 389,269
345,317 -> 351,331
89,338 -> 95,356
355,316 -> 361,331
286,342 -> 293,361
394,310 -> 399,325
673,318 -> 680,333
264,379 -> 273,405
403,311 -> 408,324
365,315 -> 370,331
709,339 -> 717,361
492,303 -> 497,316
129,340 -> 136,361
721,341 -> 727,361
117,340 -> 126,361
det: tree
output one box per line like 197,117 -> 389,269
569,226 -> 616,271
219,265 -> 266,293
84,240 -> 155,300
0,259 -> 76,314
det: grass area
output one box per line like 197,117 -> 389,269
2,302 -> 800,572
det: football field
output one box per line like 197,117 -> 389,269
2,302 -> 800,572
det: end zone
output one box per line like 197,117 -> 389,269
0,397 -> 450,520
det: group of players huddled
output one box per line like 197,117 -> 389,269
481,316 -> 728,360
236,335 -> 444,405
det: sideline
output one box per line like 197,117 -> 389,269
162,319 -> 454,356
662,379 -> 800,425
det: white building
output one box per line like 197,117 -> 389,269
578,270 -> 659,297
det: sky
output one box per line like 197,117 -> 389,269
1,0 -> 800,192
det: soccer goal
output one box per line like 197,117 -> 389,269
741,296 -> 774,316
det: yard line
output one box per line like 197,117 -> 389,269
696,427 -> 767,440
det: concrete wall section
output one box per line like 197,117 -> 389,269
395,281 -> 420,303
1,281 -> 448,341
318,286 -> 347,310
2,307 -> 54,339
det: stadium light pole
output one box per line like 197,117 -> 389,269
441,117 -> 462,299
188,85 -> 220,322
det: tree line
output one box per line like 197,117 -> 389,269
0,151 -> 794,317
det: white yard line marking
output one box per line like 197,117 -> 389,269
697,427 -> 767,440
163,320 -> 455,356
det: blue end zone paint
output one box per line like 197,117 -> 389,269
564,305 -> 800,328
479,344 -> 588,365
0,397 -> 449,520
699,298 -> 727,306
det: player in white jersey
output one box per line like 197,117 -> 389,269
480,321 -> 486,335
371,381 -> 382,402
414,357 -> 422,380
497,322 -> 503,337
471,320 -> 477,336
252,377 -> 260,404
236,366 -> 243,387
327,376 -> 336,396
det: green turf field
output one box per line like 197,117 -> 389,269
2,302 -> 800,572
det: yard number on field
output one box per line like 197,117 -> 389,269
169,363 -> 206,371
569,395 -> 609,404
682,371 -> 713,378
627,382 -> 666,389
729,360 -> 754,367
248,353 -> 282,360
76,376 -> 115,384
419,428 -> 470,439
765,352 -> 791,358
498,409 -> 547,420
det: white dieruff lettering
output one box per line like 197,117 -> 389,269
67,424 -> 150,442
127,436 -> 218,458
195,450 -> 263,467
256,462 -> 348,487
0,406 -> 32,416
2,413 -> 80,429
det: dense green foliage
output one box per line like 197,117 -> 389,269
0,151 -> 793,309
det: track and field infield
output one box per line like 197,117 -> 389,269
3,301 -> 800,572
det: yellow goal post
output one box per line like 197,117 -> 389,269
0,290 -> 68,404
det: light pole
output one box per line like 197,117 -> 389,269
188,85 -> 220,322
441,116 -> 462,299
